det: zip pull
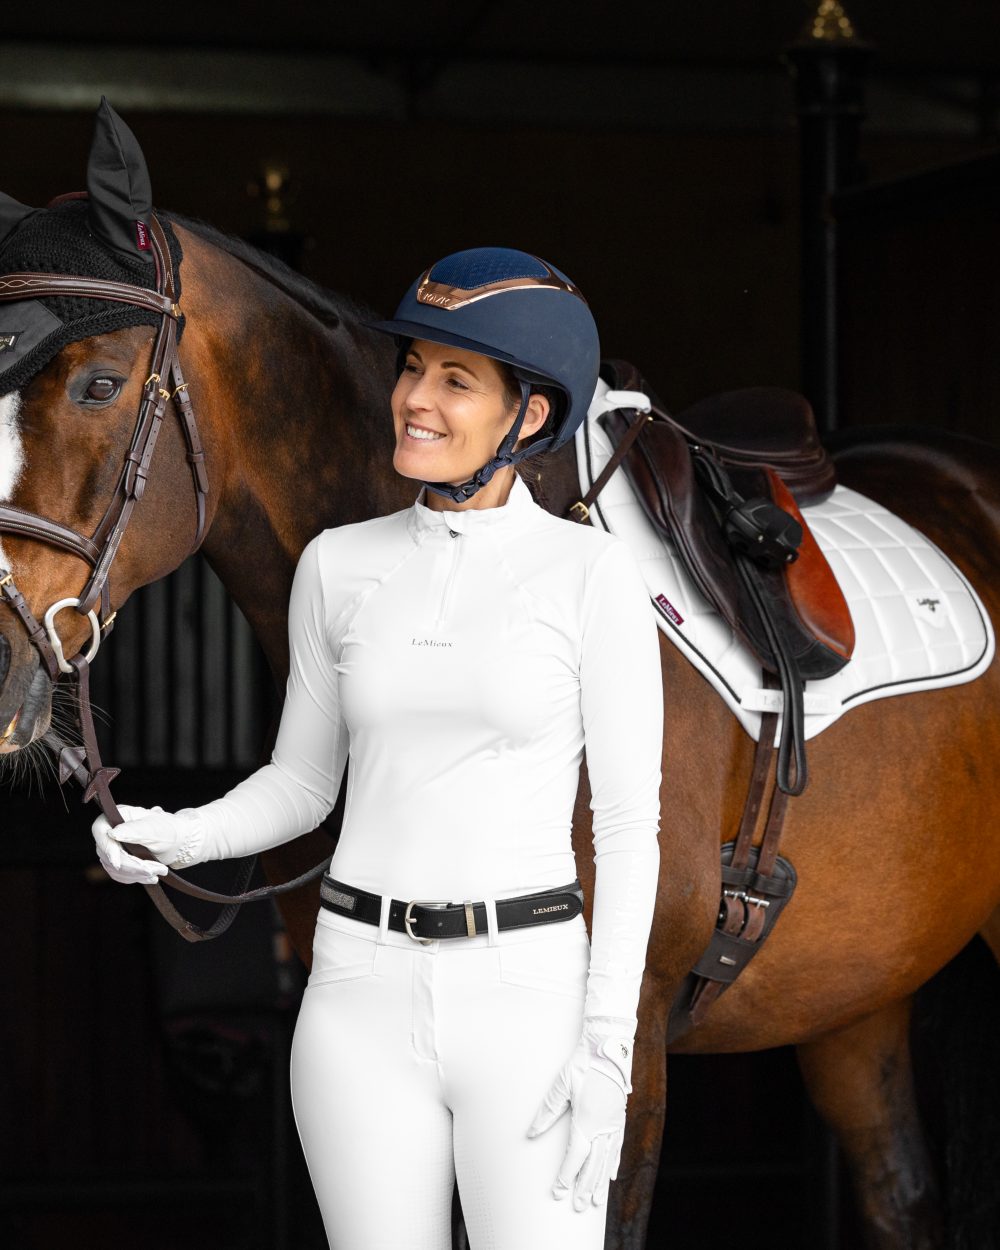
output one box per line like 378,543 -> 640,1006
447,527 -> 459,538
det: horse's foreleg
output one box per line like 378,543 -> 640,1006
796,998 -> 942,1250
605,995 -> 669,1250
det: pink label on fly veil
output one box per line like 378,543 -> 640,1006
654,593 -> 684,627
135,220 -> 151,251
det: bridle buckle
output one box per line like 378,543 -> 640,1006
403,898 -> 450,945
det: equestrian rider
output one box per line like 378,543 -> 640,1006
92,247 -> 663,1249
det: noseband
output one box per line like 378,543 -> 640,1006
0,209 -> 330,940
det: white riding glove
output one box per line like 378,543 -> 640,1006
527,1017 -> 634,1211
91,804 -> 205,885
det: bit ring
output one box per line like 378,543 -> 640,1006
43,597 -> 101,674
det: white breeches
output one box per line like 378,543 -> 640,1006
290,904 -> 609,1249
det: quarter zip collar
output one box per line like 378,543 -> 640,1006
408,471 -> 539,539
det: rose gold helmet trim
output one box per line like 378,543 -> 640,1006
415,265 -> 587,311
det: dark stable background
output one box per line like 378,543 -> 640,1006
2,2 -> 1000,1247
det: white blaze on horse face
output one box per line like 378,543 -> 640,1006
0,391 -> 25,572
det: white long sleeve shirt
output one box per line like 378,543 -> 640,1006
188,472 -> 663,1026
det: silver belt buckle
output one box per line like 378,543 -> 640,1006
403,899 -> 449,945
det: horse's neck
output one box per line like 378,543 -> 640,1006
174,222 -> 593,682
176,225 -> 410,679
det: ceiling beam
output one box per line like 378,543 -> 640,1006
0,41 -> 987,135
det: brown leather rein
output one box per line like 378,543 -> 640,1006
0,211 -> 331,942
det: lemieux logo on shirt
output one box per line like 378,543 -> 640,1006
411,637 -> 453,648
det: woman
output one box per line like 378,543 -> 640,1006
92,247 -> 663,1249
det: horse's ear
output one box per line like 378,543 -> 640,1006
86,96 -> 154,264
0,192 -> 34,249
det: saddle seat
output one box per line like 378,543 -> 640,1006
671,386 -> 837,505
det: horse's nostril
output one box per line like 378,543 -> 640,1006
0,633 -> 9,690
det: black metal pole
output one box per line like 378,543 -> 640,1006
785,5 -> 873,433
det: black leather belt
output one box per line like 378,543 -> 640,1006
319,876 -> 585,945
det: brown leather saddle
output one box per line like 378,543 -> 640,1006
576,362 -> 859,1033
587,360 -> 855,796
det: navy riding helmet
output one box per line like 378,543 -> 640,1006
369,247 -> 599,503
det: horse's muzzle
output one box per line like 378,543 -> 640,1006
0,655 -> 51,752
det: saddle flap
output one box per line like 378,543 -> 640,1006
598,408 -> 743,637
765,469 -> 855,663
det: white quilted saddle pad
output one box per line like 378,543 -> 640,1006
576,381 -> 995,742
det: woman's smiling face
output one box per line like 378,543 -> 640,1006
390,340 -> 549,502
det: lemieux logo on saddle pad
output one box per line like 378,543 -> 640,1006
0,332 -> 21,353
654,593 -> 684,627
912,594 -> 948,628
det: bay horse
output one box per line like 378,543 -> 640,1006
2,163 -> 999,1250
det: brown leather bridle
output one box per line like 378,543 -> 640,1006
0,214 -> 205,678
0,208 -> 330,941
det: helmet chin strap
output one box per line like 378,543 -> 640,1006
421,380 -> 555,504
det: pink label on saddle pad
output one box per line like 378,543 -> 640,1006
655,593 -> 684,626
135,220 -> 151,251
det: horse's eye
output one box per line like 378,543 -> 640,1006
83,377 -> 122,403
